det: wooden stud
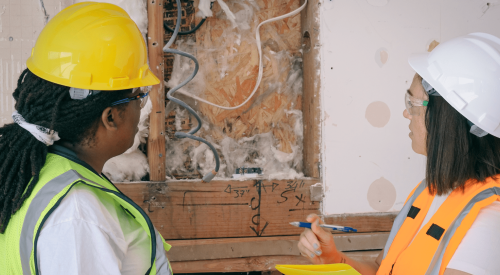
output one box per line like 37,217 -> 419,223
301,0 -> 322,178
147,0 -> 166,181
324,212 -> 398,233
169,251 -> 381,273
165,233 -> 389,262
117,179 -> 320,239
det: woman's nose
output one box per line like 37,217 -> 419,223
403,109 -> 411,119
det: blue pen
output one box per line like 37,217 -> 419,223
290,221 -> 357,233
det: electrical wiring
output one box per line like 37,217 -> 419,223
162,0 -> 308,181
163,2 -> 213,35
164,0 -> 220,182
174,0 -> 309,110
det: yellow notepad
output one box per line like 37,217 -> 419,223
275,264 -> 361,275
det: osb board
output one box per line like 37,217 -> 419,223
116,179 -> 320,239
165,233 -> 389,261
170,251 -> 380,273
162,0 -> 303,155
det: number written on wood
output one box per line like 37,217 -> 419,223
224,185 -> 250,198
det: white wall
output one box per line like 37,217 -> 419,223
0,0 -> 73,126
320,0 -> 500,215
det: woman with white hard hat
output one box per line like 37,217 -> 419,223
298,33 -> 500,275
0,3 -> 172,274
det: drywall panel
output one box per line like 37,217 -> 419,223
320,0 -> 500,215
0,0 -> 73,126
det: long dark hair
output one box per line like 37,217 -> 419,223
0,69 -> 129,233
425,95 -> 500,195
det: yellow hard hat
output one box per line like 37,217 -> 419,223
26,2 -> 159,90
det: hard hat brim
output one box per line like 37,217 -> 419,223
27,57 -> 161,90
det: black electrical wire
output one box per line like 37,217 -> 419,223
164,0 -> 220,182
163,2 -> 213,35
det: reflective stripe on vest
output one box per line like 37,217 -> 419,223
379,178 -> 500,275
20,170 -> 81,275
18,169 -> 170,275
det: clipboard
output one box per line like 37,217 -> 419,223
275,264 -> 361,275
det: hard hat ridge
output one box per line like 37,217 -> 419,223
409,32 -> 500,138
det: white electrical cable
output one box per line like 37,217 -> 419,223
176,0 -> 308,110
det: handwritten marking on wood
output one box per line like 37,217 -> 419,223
118,179 -> 320,239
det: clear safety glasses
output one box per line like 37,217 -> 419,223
111,88 -> 149,108
405,91 -> 428,115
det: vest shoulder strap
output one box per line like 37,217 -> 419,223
20,169 -> 162,275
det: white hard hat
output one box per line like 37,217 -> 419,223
408,32 -> 500,138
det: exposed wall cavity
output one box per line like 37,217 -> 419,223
160,0 -> 304,181
164,41 -> 304,180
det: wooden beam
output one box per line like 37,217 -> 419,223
170,251 -> 381,273
117,179 -> 320,239
171,255 -> 311,273
301,0 -> 322,178
147,0 -> 166,181
324,212 -> 398,233
165,233 -> 389,262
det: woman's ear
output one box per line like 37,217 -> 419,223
101,107 -> 118,130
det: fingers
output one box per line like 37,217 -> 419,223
304,228 -> 323,256
299,229 -> 322,257
298,237 -> 316,259
312,219 -> 333,244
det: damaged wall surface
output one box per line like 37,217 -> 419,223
0,0 -> 73,126
321,0 -> 500,215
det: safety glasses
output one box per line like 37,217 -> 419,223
111,89 -> 149,108
405,91 -> 428,115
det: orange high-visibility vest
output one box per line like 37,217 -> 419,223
377,177 -> 500,275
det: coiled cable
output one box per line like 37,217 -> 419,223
163,2 -> 212,35
163,0 -> 220,182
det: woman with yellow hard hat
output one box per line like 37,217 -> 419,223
0,2 -> 171,274
298,33 -> 500,275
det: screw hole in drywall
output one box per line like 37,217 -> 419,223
302,31 -> 311,53
9,37 -> 13,41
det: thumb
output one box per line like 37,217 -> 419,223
311,219 -> 331,243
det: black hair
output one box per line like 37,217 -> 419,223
0,69 -> 130,233
425,95 -> 500,195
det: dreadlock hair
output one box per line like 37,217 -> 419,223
0,69 -> 131,233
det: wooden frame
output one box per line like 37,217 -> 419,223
147,0 -> 321,180
147,0 -> 167,181
137,0 -> 393,273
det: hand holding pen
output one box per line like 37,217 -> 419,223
296,214 -> 343,265
290,222 -> 357,233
